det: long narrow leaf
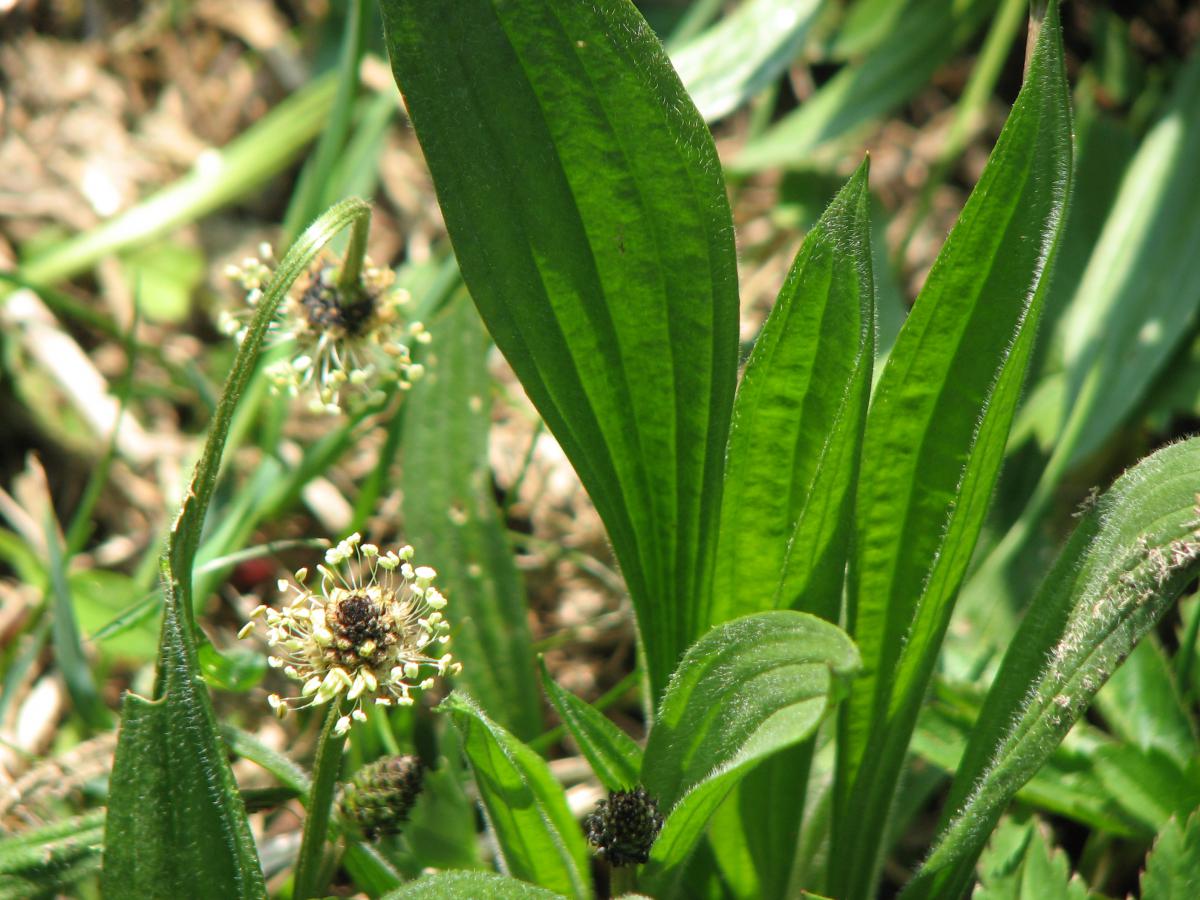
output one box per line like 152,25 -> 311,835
443,693 -> 592,899
539,658 -> 642,792
733,0 -> 996,171
403,295 -> 542,738
905,436 -> 1200,898
709,158 -> 873,628
101,567 -> 265,899
832,6 -> 1072,898
957,48 -> 1200,631
703,160 -> 873,899
380,0 -> 740,695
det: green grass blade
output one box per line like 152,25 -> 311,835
709,159 -> 872,629
732,0 -> 995,171
538,657 -> 642,792
639,611 -> 859,896
14,74 -> 336,288
832,7 -> 1072,897
905,437 -> 1200,899
43,509 -> 109,730
442,693 -> 592,899
402,295 -> 542,739
670,0 -> 822,122
379,0 -> 740,695
281,0 -> 367,242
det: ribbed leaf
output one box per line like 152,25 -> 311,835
403,295 -> 541,738
708,158 -> 873,628
957,48 -> 1200,632
101,565 -> 265,900
639,611 -> 859,896
906,437 -> 1200,898
832,7 -> 1072,898
538,658 -> 642,792
380,0 -> 740,695
442,693 -> 592,899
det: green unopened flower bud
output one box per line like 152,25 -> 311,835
583,786 -> 663,867
338,755 -> 425,839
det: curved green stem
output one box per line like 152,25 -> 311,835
293,704 -> 349,900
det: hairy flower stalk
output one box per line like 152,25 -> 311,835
221,246 -> 431,413
240,532 -> 460,737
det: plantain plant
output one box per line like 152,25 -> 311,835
8,2 -> 1200,899
373,1 -> 1200,898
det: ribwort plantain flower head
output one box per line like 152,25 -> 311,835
584,786 -> 664,867
220,247 -> 431,414
338,754 -> 425,840
239,533 -> 460,737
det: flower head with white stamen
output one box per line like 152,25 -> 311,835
241,533 -> 460,737
221,247 -> 430,414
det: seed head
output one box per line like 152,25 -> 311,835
338,755 -> 425,839
242,533 -> 461,736
583,786 -> 664,867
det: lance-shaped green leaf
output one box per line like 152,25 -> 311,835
639,611 -> 859,896
101,565 -> 265,900
956,47 -> 1200,637
904,437 -> 1200,899
403,295 -> 541,739
702,159 -> 872,900
380,0 -> 740,695
832,7 -> 1072,898
708,158 -> 873,629
538,657 -> 642,792
442,693 -> 592,899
